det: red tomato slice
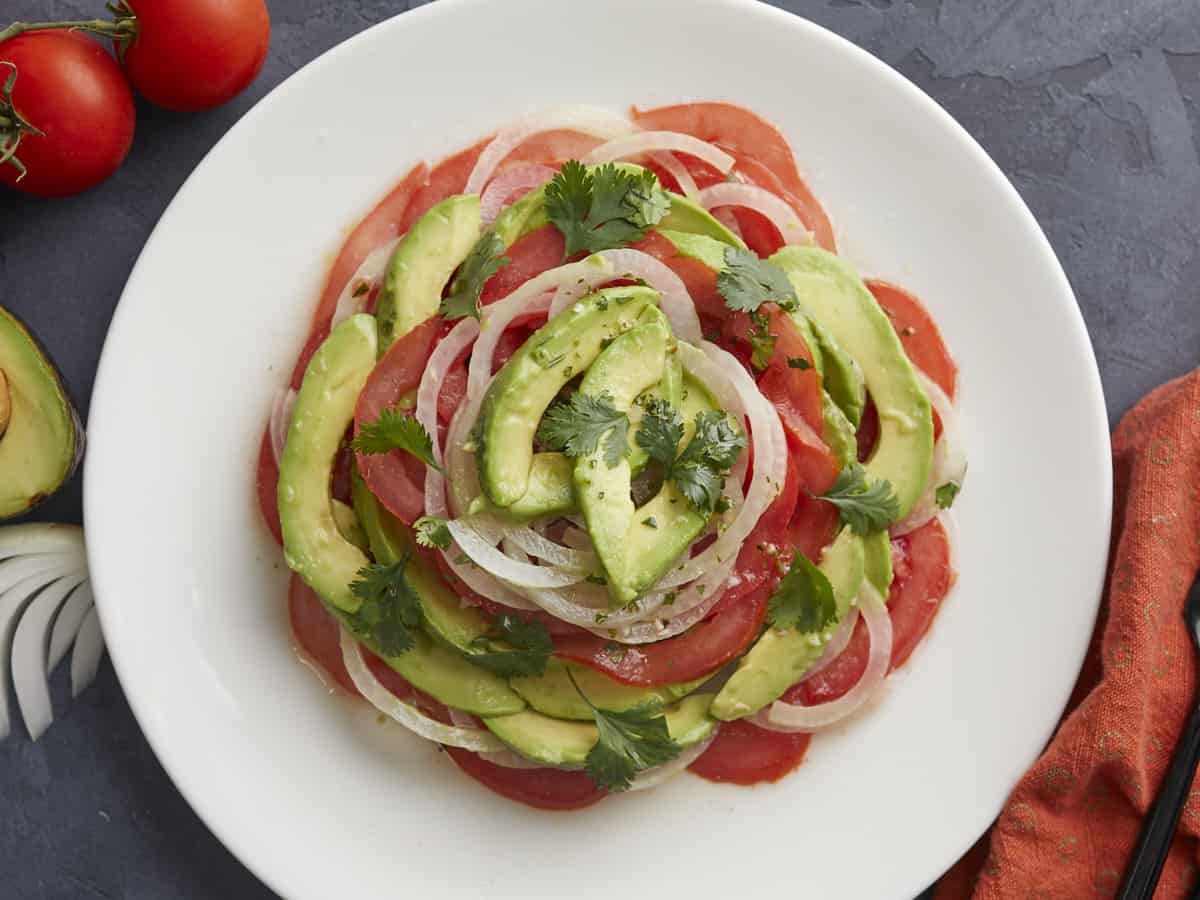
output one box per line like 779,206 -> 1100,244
398,138 -> 490,236
630,232 -> 726,321
437,361 -> 468,425
500,130 -> 605,169
688,718 -> 811,785
631,102 -> 835,251
289,163 -> 429,388
865,280 -> 957,400
256,431 -> 282,545
354,317 -> 441,524
444,746 -> 608,810
784,518 -> 953,705
480,225 -> 566,305
729,151 -> 835,253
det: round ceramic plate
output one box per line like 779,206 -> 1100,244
85,1 -> 1111,897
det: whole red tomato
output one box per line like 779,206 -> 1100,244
0,31 -> 136,197
120,0 -> 271,112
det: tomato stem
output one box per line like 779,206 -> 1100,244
0,17 -> 138,48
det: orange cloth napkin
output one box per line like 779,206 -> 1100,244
935,370 -> 1200,898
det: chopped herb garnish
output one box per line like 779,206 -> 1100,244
716,247 -> 797,313
819,462 -> 900,535
468,615 -> 553,677
568,671 -> 681,792
441,232 -> 510,321
544,160 -> 671,258
537,391 -> 630,468
347,557 -> 424,656
787,356 -> 811,370
350,408 -> 440,469
352,280 -> 370,298
641,516 -> 658,529
635,401 -> 746,515
413,515 -> 452,550
634,398 -> 684,469
935,481 -> 961,510
748,309 -> 776,372
766,552 -> 837,634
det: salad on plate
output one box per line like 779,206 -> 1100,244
257,102 -> 966,809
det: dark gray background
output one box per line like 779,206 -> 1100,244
2,0 -> 1198,897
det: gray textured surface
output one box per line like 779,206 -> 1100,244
1,1 -> 1197,897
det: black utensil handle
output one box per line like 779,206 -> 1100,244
1118,702 -> 1200,899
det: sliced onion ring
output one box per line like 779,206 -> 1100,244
753,582 -> 893,732
465,106 -> 634,196
798,606 -> 859,684
268,387 -> 298,466
582,131 -> 734,175
649,152 -> 699,199
480,163 -> 556,226
699,183 -> 812,247
447,520 -> 587,589
890,371 -> 966,537
339,627 -> 506,752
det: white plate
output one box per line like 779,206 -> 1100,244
84,1 -> 1111,897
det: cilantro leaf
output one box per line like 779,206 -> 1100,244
413,515 -> 452,550
747,309 -> 776,372
767,552 -> 837,633
819,462 -> 900,535
935,481 -> 961,510
351,408 -> 440,469
545,161 -> 671,258
537,391 -> 630,468
441,232 -> 510,322
348,557 -> 424,656
569,671 -> 681,792
667,410 -> 747,515
716,247 -> 797,313
669,462 -> 727,515
787,356 -> 811,370
634,398 -> 684,468
468,614 -> 553,678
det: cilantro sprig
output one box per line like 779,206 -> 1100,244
767,552 -> 837,634
413,515 -> 452,550
569,671 -> 681,792
935,481 -> 961,510
441,232 -> 510,322
537,391 -> 630,468
545,161 -> 671,258
347,557 -> 424,656
747,309 -> 776,371
819,462 -> 900,535
716,247 -> 797,314
467,615 -> 553,678
351,408 -> 440,469
637,401 -> 746,515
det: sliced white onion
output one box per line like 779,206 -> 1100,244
465,106 -> 634,197
797,606 -> 859,684
339,627 -> 506,752
753,581 -> 893,732
627,732 -> 717,792
501,527 -> 596,573
604,556 -> 737,644
649,151 -> 699,199
469,285 -> 558,401
417,318 -> 480,525
48,578 -> 93,671
699,183 -> 811,247
69,606 -> 104,698
891,371 -> 966,537
329,236 -> 400,329
0,523 -> 84,558
582,132 -> 734,176
480,163 -> 556,225
11,574 -> 86,740
268,386 -> 298,467
447,520 -> 586,589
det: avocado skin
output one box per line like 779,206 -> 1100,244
0,305 -> 83,520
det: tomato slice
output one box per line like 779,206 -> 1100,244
289,573 -> 356,693
354,316 -> 441,524
398,138 -> 490,236
631,102 -> 835,251
866,280 -> 957,400
480,224 -> 566,305
784,518 -> 953,705
630,232 -> 726,322
443,746 -> 608,810
256,431 -> 283,545
289,163 -> 429,388
502,130 -> 605,170
689,718 -> 811,785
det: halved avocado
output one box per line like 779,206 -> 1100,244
0,306 -> 83,520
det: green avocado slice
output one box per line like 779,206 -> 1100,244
511,660 -> 706,721
0,307 -> 82,520
375,194 -> 480,353
484,692 -> 717,768
476,286 -> 660,508
771,246 -> 933,519
710,528 -> 866,721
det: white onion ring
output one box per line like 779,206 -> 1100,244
627,732 -> 717,792
465,106 -> 634,196
11,574 -> 87,740
448,709 -> 546,769
330,237 -> 400,329
797,606 -> 859,684
753,582 -> 893,732
417,318 -> 480,522
582,131 -> 734,175
469,283 -> 562,400
501,527 -> 596,573
268,387 -> 298,466
649,151 -> 699,199
699,183 -> 811,247
602,556 -> 738,644
480,163 -> 556,226
891,371 -> 966,537
339,627 -> 506,752
447,520 -> 587,589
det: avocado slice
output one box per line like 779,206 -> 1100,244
484,692 -> 717,768
710,529 -> 866,721
511,660 -> 706,720
574,311 -> 710,606
0,307 -> 83,520
476,285 -> 660,508
375,194 -> 480,353
821,391 -> 858,467
806,318 -> 866,427
863,529 -> 894,597
278,314 -> 378,613
771,247 -> 933,519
